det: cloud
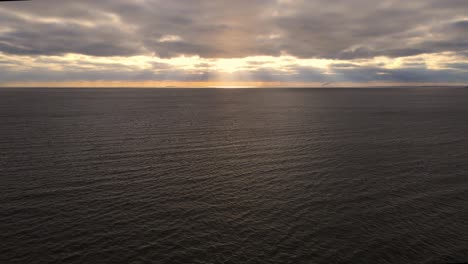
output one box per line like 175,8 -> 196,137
0,0 -> 467,84
1,53 -> 467,84
0,0 -> 466,59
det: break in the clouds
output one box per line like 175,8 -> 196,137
0,0 -> 467,86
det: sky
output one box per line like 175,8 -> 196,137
0,0 -> 467,87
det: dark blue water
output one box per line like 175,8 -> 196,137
1,88 -> 467,264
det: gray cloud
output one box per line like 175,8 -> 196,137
445,63 -> 468,71
330,66 -> 468,83
0,0 -> 466,59
0,0 -> 467,84
2,60 -> 467,84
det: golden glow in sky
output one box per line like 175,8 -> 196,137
1,52 -> 466,87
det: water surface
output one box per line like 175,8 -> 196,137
1,88 -> 467,263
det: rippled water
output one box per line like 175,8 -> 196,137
1,88 -> 467,264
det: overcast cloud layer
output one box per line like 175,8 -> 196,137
0,0 -> 467,85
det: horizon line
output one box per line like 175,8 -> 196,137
1,81 -> 467,89
1,86 -> 467,89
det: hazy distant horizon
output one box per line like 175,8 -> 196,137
1,82 -> 467,89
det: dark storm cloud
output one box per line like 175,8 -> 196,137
0,0 -> 467,59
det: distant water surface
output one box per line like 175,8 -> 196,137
1,88 -> 467,264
